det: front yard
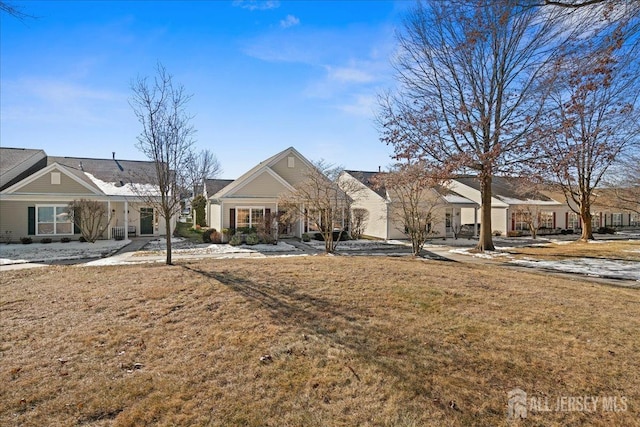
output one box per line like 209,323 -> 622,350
1,256 -> 638,426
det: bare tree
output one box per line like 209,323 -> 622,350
129,63 -> 196,265
279,160 -> 357,254
612,153 -> 640,215
0,1 -> 34,21
185,149 -> 221,197
67,199 -> 113,243
373,161 -> 448,256
350,208 -> 369,240
379,0 -> 564,251
534,21 -> 640,241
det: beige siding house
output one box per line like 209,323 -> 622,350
206,147 -> 316,238
0,147 -> 173,242
339,171 -> 478,240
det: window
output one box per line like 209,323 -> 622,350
37,205 -> 72,235
236,207 -> 265,230
512,212 -> 530,231
591,213 -> 601,229
567,212 -> 580,229
539,211 -> 554,229
287,156 -> 295,168
630,213 -> 640,227
611,213 -> 623,227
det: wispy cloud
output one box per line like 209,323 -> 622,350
2,77 -> 127,125
335,94 -> 377,117
326,65 -> 375,84
232,0 -> 280,11
280,14 -> 300,28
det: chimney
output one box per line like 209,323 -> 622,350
378,166 -> 381,173
79,161 -> 84,171
112,151 -> 116,160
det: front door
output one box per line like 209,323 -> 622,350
140,207 -> 154,235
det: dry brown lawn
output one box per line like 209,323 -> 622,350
1,257 -> 639,426
503,239 -> 640,261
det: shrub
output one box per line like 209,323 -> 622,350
301,233 -> 311,242
61,237 -> 71,243
79,236 -> 87,242
202,228 -> 217,243
597,226 -> 615,235
20,237 -> 33,244
507,230 -> 523,237
209,231 -> 222,244
259,232 -> 275,245
492,230 -> 502,237
229,234 -> 243,246
245,233 -> 260,245
236,226 -> 257,234
40,238 -> 53,244
221,228 -> 231,242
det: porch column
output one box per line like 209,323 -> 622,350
474,207 -> 478,238
300,203 -> 305,236
107,201 -> 112,239
124,200 -> 129,238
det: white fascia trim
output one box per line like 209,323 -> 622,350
1,163 -> 103,195
224,167 -> 295,197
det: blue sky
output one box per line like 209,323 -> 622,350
1,1 -> 411,179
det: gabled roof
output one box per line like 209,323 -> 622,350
453,176 -> 561,205
343,170 -> 387,198
0,147 -> 48,190
211,146 -> 315,199
48,156 -> 159,186
434,185 -> 478,206
204,179 -> 234,198
1,162 -> 104,195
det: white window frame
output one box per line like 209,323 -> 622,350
539,211 -> 554,229
235,206 -> 265,230
513,212 -> 530,231
611,213 -> 623,227
567,212 -> 580,230
36,204 -> 73,236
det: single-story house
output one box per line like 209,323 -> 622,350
205,146 -> 319,238
448,176 -> 566,236
0,147 -> 173,242
448,176 -> 639,235
339,170 -> 479,240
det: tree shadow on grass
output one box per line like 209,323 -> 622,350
180,264 -> 442,402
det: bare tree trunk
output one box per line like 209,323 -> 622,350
165,215 -> 172,265
477,174 -> 495,251
580,200 -> 594,241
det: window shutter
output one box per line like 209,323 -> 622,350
28,207 -> 35,235
553,212 -> 556,229
265,208 -> 271,228
73,207 -> 81,234
230,208 -> 235,229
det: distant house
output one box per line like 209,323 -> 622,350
0,147 -> 173,241
448,176 -> 639,235
205,147 -> 317,238
449,176 -> 565,236
339,170 -> 479,240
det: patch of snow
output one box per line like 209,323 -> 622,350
449,248 -> 513,259
84,172 -> 160,196
303,239 -> 402,251
511,258 -> 640,281
138,238 -> 300,255
0,240 -> 131,265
